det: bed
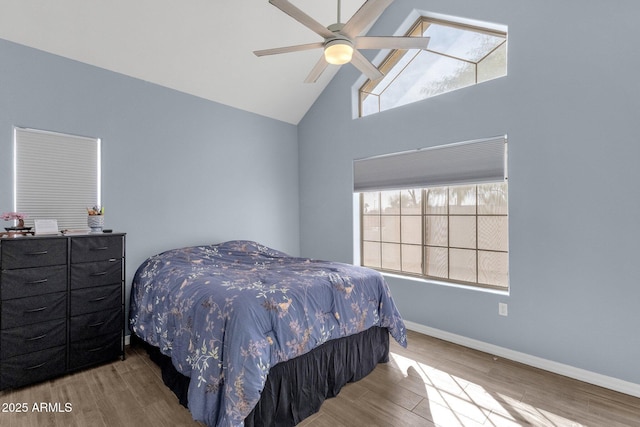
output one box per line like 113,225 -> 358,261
129,240 -> 407,427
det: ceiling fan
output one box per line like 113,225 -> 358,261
253,0 -> 430,83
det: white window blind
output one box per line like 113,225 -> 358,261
353,136 -> 507,192
14,127 -> 101,230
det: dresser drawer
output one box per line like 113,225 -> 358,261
1,238 -> 67,269
70,284 -> 121,316
1,318 -> 66,358
70,259 -> 122,290
69,331 -> 121,370
71,236 -> 123,263
70,307 -> 122,342
0,345 -> 66,390
1,265 -> 67,300
1,291 -> 66,329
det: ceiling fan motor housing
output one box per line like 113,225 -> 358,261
327,23 -> 346,33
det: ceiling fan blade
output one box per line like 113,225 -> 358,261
269,0 -> 335,39
341,0 -> 394,39
356,36 -> 430,50
304,56 -> 330,83
254,42 -> 324,57
350,50 -> 383,81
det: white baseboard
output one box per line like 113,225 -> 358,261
124,334 -> 131,346
404,320 -> 640,399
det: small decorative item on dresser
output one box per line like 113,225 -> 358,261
1,211 -> 32,236
87,205 -> 104,233
2,211 -> 28,229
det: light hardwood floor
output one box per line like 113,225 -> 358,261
1,330 -> 639,426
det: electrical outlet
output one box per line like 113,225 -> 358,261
498,302 -> 508,316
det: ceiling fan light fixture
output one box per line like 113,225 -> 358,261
324,39 -> 354,65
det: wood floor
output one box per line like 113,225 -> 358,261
1,330 -> 639,426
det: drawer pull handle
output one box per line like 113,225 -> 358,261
26,278 -> 48,284
92,246 -> 109,251
90,271 -> 108,277
88,345 -> 107,352
27,250 -> 48,255
25,306 -> 48,313
26,362 -> 47,370
89,296 -> 107,302
26,334 -> 47,341
89,321 -> 106,328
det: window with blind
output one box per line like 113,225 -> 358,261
14,127 -> 101,231
355,136 -> 508,290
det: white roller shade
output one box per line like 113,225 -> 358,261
14,127 -> 101,230
353,136 -> 507,192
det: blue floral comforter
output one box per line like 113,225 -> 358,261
129,240 -> 407,427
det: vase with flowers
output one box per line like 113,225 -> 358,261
1,211 -> 29,231
87,205 -> 104,233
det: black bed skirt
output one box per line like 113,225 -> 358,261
134,326 -> 390,427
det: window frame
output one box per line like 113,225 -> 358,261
359,182 -> 509,291
358,15 -> 507,117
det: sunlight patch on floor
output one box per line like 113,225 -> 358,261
390,351 -> 587,426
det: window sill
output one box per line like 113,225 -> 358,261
380,271 -> 510,296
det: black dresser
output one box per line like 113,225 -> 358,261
0,233 -> 125,389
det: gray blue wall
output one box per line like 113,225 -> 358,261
1,0 -> 638,391
298,0 -> 640,385
0,38 -> 300,319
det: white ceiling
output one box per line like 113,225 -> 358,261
0,0 -> 377,124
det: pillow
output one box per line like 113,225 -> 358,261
215,240 -> 289,257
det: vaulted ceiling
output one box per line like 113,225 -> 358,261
0,0 -> 378,124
